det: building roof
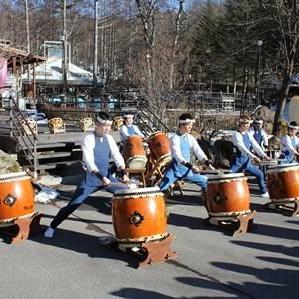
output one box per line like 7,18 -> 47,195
0,45 -> 46,66
22,57 -> 93,86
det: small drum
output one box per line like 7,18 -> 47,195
123,136 -> 147,169
266,163 -> 299,201
112,187 -> 168,244
207,173 -> 251,217
147,132 -> 172,166
0,172 -> 35,226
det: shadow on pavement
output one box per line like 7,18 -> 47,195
168,212 -> 254,236
231,240 -> 299,258
250,223 -> 299,241
110,288 -> 174,299
31,226 -> 139,268
211,257 -> 299,298
175,277 -> 246,298
165,193 -> 204,207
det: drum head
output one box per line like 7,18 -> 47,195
148,131 -> 163,140
208,172 -> 245,183
259,160 -> 278,166
127,156 -> 147,169
267,163 -> 299,174
114,186 -> 161,196
0,171 -> 29,182
158,154 -> 172,166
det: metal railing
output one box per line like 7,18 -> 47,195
9,97 -> 38,178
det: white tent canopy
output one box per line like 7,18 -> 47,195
22,57 -> 93,86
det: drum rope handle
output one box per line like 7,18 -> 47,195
116,232 -> 169,244
208,209 -> 251,218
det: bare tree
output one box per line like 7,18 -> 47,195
259,0 -> 299,134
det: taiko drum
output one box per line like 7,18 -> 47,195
123,136 -> 147,169
207,173 -> 251,217
112,187 -> 168,243
266,163 -> 299,201
147,132 -> 172,166
0,172 -> 35,225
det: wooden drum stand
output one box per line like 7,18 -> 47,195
206,173 -> 256,236
0,171 -> 42,243
102,187 -> 176,267
265,164 -> 299,216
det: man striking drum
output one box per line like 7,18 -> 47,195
249,118 -> 269,150
230,115 -> 270,198
119,114 -> 145,142
44,112 -> 129,238
279,120 -> 299,164
159,113 -> 209,196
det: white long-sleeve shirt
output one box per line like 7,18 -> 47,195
170,133 -> 208,164
119,124 -> 144,142
280,135 -> 299,155
231,131 -> 268,159
82,133 -> 125,175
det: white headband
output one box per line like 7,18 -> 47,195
179,119 -> 195,124
254,120 -> 263,125
124,114 -> 134,118
96,117 -> 113,125
240,119 -> 253,124
288,124 -> 299,130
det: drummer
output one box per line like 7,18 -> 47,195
44,112 -> 129,238
119,113 -> 145,142
159,113 -> 209,196
279,121 -> 299,164
249,118 -> 269,150
230,115 -> 271,198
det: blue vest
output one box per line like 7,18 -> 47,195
281,135 -> 297,163
173,134 -> 191,171
235,132 -> 251,163
253,130 -> 263,146
127,125 -> 136,136
84,133 -> 111,186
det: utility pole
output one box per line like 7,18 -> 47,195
93,0 -> 98,89
25,0 -> 30,53
256,40 -> 263,106
62,0 -> 68,93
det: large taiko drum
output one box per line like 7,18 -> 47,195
266,163 -> 299,201
207,173 -> 251,217
0,172 -> 35,226
147,132 -> 172,166
123,136 -> 147,169
112,187 -> 168,244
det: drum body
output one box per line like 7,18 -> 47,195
207,173 -> 251,217
148,132 -> 172,166
0,172 -> 35,225
112,187 -> 167,243
123,136 -> 147,169
266,163 -> 299,201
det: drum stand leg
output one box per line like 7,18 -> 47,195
137,234 -> 176,267
208,210 -> 257,236
99,233 -> 176,268
0,213 -> 43,243
265,198 -> 299,216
